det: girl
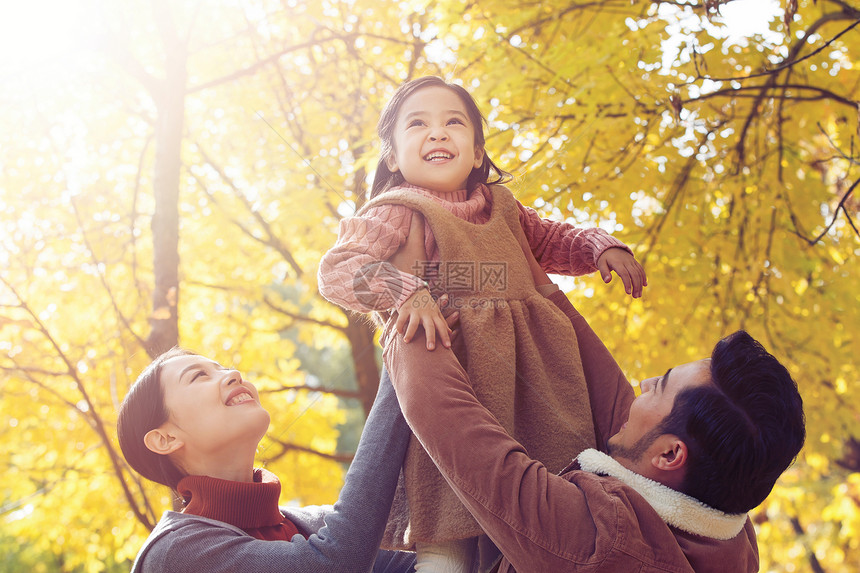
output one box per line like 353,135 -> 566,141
117,348 -> 417,573
318,76 -> 646,572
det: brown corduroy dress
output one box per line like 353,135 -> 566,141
367,185 -> 598,549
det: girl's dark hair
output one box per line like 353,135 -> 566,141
117,347 -> 195,491
657,331 -> 805,513
369,76 -> 511,199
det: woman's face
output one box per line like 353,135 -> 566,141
151,355 -> 270,477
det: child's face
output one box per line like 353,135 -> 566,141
385,85 -> 484,193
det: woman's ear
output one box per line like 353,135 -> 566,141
473,146 -> 485,169
144,426 -> 184,456
385,152 -> 399,173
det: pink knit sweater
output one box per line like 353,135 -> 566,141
318,184 -> 629,313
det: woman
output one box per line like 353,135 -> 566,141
117,348 -> 416,573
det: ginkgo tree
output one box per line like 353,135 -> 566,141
0,0 -> 857,571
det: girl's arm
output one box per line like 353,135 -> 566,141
135,373 -> 414,573
318,204 -> 426,313
516,201 -> 631,276
517,201 -> 647,298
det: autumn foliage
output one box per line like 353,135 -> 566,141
1,0 -> 858,571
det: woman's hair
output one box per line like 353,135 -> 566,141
656,331 -> 805,513
117,347 -> 195,491
369,76 -> 511,199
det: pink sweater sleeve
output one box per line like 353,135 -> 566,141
318,205 -> 426,313
517,201 -> 632,276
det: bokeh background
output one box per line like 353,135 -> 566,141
1,0 -> 857,571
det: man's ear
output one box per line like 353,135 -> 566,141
473,146 -> 485,169
385,152 -> 399,173
651,435 -> 688,472
144,426 -> 184,456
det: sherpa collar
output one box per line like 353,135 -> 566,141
576,449 -> 748,540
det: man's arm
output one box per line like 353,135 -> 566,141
543,290 -> 634,452
385,331 -> 618,570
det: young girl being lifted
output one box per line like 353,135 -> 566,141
318,76 -> 647,572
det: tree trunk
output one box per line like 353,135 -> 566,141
344,313 -> 380,416
144,4 -> 187,358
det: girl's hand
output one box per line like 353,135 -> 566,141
389,211 -> 453,350
596,247 -> 648,298
395,288 -> 452,350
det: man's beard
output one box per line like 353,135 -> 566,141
606,426 -> 662,463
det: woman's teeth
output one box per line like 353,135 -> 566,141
227,393 -> 253,406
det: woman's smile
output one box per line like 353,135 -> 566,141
226,387 -> 255,406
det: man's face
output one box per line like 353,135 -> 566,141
607,359 -> 712,470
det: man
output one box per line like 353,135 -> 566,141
384,290 -> 805,572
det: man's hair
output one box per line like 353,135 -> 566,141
658,331 -> 805,513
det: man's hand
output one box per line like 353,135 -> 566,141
596,247 -> 647,298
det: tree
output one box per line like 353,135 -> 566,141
0,0 -> 857,570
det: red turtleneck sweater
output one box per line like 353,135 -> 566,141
177,468 -> 302,541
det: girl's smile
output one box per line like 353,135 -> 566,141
384,85 -> 484,193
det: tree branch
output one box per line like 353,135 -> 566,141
69,196 -> 148,349
264,437 -> 355,464
190,144 -> 304,277
0,277 -> 155,530
261,383 -> 363,401
690,83 -> 856,107
187,32 -> 354,94
262,294 -> 347,333
693,18 -> 860,83
790,176 -> 860,245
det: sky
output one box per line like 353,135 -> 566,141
714,0 -> 783,43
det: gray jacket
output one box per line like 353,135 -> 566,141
131,371 -> 415,573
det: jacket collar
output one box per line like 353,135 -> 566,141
576,449 -> 748,540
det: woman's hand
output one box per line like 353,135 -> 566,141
596,247 -> 648,298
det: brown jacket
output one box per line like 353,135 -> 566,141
386,290 -> 759,572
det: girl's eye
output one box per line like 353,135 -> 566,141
191,370 -> 206,382
407,119 -> 424,128
447,118 -> 464,125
